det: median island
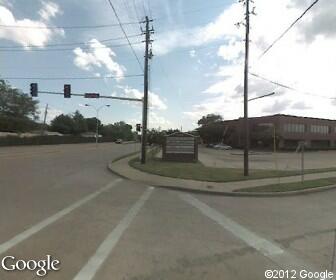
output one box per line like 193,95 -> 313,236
129,152 -> 336,184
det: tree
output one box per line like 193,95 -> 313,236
0,79 -> 39,132
50,111 -> 88,135
197,114 -> 224,144
50,114 -> 75,134
101,121 -> 133,140
85,117 -> 102,132
197,114 -> 223,126
72,111 -> 88,135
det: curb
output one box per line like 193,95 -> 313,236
107,160 -> 336,198
156,182 -> 336,197
107,163 -> 130,180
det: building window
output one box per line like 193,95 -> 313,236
284,123 -> 305,133
310,125 -> 329,134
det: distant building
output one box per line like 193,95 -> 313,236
222,114 -> 336,150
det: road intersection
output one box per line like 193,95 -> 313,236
1,143 -> 335,279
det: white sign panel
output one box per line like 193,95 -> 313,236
166,137 -> 195,154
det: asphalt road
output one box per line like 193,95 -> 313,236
1,143 -> 336,280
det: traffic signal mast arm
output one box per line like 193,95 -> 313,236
30,87 -> 142,102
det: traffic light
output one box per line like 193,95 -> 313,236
30,83 -> 38,97
64,84 -> 71,98
136,124 -> 141,132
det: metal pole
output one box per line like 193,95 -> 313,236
301,142 -> 305,183
330,229 -> 336,273
273,126 -> 276,153
40,103 -> 48,136
243,0 -> 250,176
141,16 -> 150,164
95,110 -> 99,146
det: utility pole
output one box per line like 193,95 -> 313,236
141,16 -> 153,164
40,103 -> 48,136
243,0 -> 251,176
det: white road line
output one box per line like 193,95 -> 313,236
0,178 -> 122,255
73,187 -> 154,280
179,193 -> 319,272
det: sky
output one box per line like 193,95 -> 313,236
0,0 -> 335,131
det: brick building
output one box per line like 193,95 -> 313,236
222,114 -> 336,150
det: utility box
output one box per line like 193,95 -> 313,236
162,132 -> 198,162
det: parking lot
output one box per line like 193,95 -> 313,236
199,147 -> 336,171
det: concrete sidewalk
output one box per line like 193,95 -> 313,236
108,153 -> 336,196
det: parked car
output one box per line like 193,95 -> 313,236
213,144 -> 232,150
115,139 -> 123,144
206,143 -> 215,148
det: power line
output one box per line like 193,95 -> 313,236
146,0 -> 153,19
0,34 -> 142,49
258,0 -> 321,59
0,41 -> 142,52
133,0 -> 142,22
250,72 -> 335,99
0,22 -> 140,30
154,3 -> 226,22
1,74 -> 143,80
106,0 -> 144,72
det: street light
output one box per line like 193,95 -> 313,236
84,104 -> 110,145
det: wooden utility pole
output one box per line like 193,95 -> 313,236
141,16 -> 153,164
243,0 -> 250,176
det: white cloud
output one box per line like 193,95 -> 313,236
73,39 -> 125,80
128,111 -> 173,130
263,100 -> 291,114
184,0 -> 336,124
217,39 -> 243,61
38,1 -> 61,22
121,86 -> 167,111
152,3 -> 243,55
149,112 -> 172,129
0,3 -> 63,47
0,0 -> 13,8
189,49 -> 196,57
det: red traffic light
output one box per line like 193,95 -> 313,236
84,93 -> 100,98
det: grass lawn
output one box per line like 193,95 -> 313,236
236,177 -> 336,192
129,156 -> 336,183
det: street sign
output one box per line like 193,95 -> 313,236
85,93 -> 100,98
